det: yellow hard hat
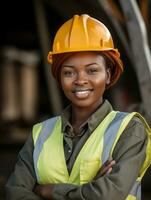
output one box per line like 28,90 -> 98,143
47,14 -> 119,63
48,14 -> 123,88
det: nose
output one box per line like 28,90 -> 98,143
74,72 -> 88,85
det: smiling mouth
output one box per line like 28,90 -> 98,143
72,88 -> 93,99
72,88 -> 93,93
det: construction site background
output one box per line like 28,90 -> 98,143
0,0 -> 151,199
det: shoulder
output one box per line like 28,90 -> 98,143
33,116 -> 60,132
113,114 -> 148,160
32,116 -> 60,143
121,114 -> 147,140
34,116 -> 59,126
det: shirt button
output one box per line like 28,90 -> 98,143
68,149 -> 71,153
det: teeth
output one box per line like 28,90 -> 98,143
73,88 -> 92,93
74,90 -> 91,98
76,91 -> 88,94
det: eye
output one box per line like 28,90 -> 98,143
87,67 -> 98,75
62,69 -> 75,77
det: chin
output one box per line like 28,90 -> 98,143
72,100 -> 98,108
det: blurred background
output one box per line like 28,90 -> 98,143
0,0 -> 151,199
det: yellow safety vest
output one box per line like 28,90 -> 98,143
32,111 -> 151,200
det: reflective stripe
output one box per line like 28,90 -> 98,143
102,112 -> 141,200
33,116 -> 59,181
33,111 -> 146,200
102,112 -> 128,164
130,181 -> 141,199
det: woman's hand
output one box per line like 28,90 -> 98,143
94,158 -> 116,180
34,158 -> 115,199
34,184 -> 54,200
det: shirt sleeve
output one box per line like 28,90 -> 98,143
5,133 -> 43,200
51,117 -> 148,200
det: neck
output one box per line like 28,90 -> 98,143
71,100 -> 103,128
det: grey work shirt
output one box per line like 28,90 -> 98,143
5,100 -> 148,200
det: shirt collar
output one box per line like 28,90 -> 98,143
61,99 -> 113,135
61,104 -> 72,133
88,99 -> 113,132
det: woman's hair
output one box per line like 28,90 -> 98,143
100,51 -> 123,88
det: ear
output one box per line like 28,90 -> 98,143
106,68 -> 111,85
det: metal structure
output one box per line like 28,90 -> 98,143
43,0 -> 151,120
33,0 -> 63,115
0,1 -> 151,200
119,0 -> 151,120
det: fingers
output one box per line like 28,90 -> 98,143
105,160 -> 116,174
106,166 -> 112,174
34,184 -> 53,199
94,158 -> 116,179
101,160 -> 115,175
34,185 -> 42,196
104,157 -> 114,165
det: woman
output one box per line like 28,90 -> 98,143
6,14 -> 151,200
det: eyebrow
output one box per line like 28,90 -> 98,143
62,63 -> 98,68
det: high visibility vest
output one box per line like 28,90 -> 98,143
32,111 -> 151,200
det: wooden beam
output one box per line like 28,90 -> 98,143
97,0 -> 132,62
33,0 -> 63,115
106,0 -> 124,22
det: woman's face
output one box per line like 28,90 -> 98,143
60,52 -> 111,109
